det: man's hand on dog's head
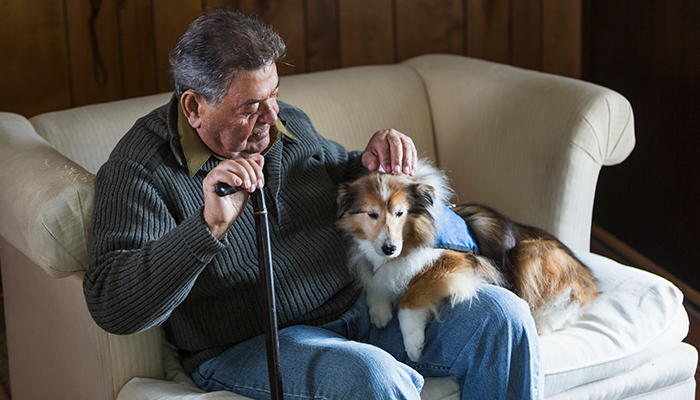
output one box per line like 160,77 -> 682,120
362,129 -> 417,176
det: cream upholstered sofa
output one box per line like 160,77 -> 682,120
0,54 -> 696,399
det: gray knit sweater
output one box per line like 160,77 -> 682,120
84,96 -> 365,373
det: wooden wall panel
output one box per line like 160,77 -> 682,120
240,0 -> 306,75
586,1 -> 700,292
306,0 -> 340,72
152,0 -> 203,93
0,0 -> 583,117
339,0 -> 394,67
0,0 -> 71,116
65,0 -> 123,106
543,0 -> 581,77
204,0 -> 234,9
466,0 -> 511,64
118,0 -> 158,98
396,0 -> 464,62
512,0 -> 542,70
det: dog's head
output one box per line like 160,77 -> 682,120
337,172 -> 436,260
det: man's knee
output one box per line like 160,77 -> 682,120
477,285 -> 538,334
326,343 -> 423,399
281,325 -> 424,399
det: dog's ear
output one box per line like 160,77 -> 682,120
337,183 -> 356,219
408,183 -> 434,213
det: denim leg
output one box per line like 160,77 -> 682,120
367,285 -> 543,400
192,324 -> 424,400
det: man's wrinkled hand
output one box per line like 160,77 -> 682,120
202,155 -> 265,240
361,129 -> 417,176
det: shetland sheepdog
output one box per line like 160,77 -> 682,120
336,160 -> 598,361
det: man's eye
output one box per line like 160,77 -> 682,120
367,212 -> 379,220
242,104 -> 259,116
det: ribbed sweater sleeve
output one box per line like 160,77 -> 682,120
85,139 -> 225,335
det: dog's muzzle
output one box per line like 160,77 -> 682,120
381,243 -> 397,256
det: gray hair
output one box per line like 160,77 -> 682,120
169,8 -> 286,105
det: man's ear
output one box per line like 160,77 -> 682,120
180,90 -> 206,129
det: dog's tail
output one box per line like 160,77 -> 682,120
453,203 -> 599,333
400,250 -> 504,317
447,252 -> 504,306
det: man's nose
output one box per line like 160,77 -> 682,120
258,98 -> 278,125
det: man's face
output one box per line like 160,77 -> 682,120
195,63 -> 280,159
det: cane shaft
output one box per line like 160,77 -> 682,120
251,189 -> 284,399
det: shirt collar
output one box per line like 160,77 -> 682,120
177,102 -> 297,177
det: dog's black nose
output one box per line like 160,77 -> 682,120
382,244 -> 397,255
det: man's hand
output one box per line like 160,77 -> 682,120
361,129 -> 417,175
202,155 -> 265,240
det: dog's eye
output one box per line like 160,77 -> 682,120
367,212 -> 379,220
395,211 -> 404,217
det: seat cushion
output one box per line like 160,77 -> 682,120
541,253 -> 689,396
547,342 -> 697,399
419,252 -> 690,399
421,344 -> 697,400
421,254 -> 695,400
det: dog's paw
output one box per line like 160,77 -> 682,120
398,308 -> 430,362
369,303 -> 393,328
403,330 -> 425,362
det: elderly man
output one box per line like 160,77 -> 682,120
84,8 -> 542,400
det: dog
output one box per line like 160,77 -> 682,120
336,160 -> 598,361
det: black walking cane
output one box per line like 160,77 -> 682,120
215,182 -> 284,400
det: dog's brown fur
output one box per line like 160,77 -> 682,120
454,203 -> 599,331
399,251 -> 502,312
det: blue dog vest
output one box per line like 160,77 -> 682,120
433,205 -> 479,254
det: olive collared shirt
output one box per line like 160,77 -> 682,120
177,103 -> 297,177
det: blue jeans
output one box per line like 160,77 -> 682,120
192,285 -> 543,399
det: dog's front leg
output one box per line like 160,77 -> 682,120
365,286 -> 395,328
398,308 -> 431,361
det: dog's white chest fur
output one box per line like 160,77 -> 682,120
350,244 -> 444,327
360,245 -> 443,292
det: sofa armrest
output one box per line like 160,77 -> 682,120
404,55 -> 635,252
0,112 -> 94,277
1,239 -> 164,400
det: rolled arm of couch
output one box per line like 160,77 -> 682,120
1,113 -> 165,398
0,112 -> 95,277
404,55 -> 635,252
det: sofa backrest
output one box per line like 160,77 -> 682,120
8,62 -> 436,278
277,63 -> 436,160
29,93 -> 174,175
29,63 -> 437,176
